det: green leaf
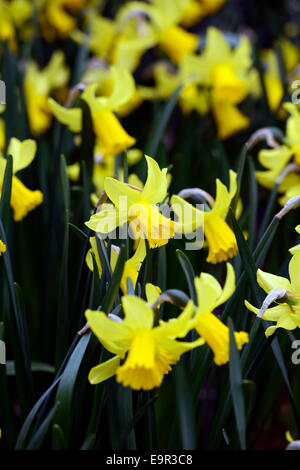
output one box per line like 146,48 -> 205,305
101,245 -> 126,314
175,363 -> 196,450
176,250 -> 197,304
26,405 -> 58,450
229,318 -> 247,450
53,332 -> 91,446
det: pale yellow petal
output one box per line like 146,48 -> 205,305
88,356 -> 120,385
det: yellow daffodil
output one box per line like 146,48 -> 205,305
86,155 -> 186,248
256,103 -> 300,205
192,263 -> 248,365
48,66 -> 136,158
0,240 -> 6,255
180,27 -> 254,138
245,253 -> 300,337
172,170 -> 238,263
24,51 -> 70,136
113,0 -> 198,66
86,237 -> 146,295
0,138 -> 43,221
86,294 -> 203,390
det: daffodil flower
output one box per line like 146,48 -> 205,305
86,156 -> 174,248
255,103 -> 300,205
191,263 -> 248,365
85,294 -> 203,390
179,27 -> 255,138
171,170 -> 238,263
245,253 -> 300,337
24,51 -> 70,135
48,66 -> 136,158
0,138 -> 43,221
86,237 -> 146,295
113,0 -> 198,66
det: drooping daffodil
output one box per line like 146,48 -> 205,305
245,253 -> 300,337
24,51 -> 70,136
85,292 -> 203,390
48,66 -> 136,158
192,262 -> 248,365
85,155 -> 201,249
255,103 -> 300,206
0,138 -> 43,221
171,170 -> 238,263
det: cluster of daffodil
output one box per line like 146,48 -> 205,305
1,0 -> 300,450
81,154 -> 249,390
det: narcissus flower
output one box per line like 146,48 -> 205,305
86,294 -> 203,390
0,138 -> 43,221
86,155 -> 198,248
48,66 -> 136,158
0,240 -> 6,255
86,237 -> 146,295
113,0 -> 198,66
245,253 -> 300,337
172,170 -> 238,263
24,51 -> 70,135
180,27 -> 255,138
193,263 -> 248,365
255,103 -> 300,205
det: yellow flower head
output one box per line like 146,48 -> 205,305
24,51 -> 70,135
245,253 -> 300,337
180,27 -> 252,138
86,155 -> 180,249
86,294 -> 202,390
255,103 -> 300,205
48,66 -> 136,158
171,170 -> 238,263
0,138 -> 43,221
193,263 -> 248,365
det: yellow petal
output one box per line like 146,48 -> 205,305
85,309 -> 131,357
122,296 -> 154,331
48,98 -> 82,133
212,170 -> 237,218
212,101 -> 250,140
257,268 -> 291,294
104,177 -> 141,207
145,283 -> 162,305
141,156 -> 168,204
289,253 -> 300,293
88,356 -> 120,385
7,138 -> 37,174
